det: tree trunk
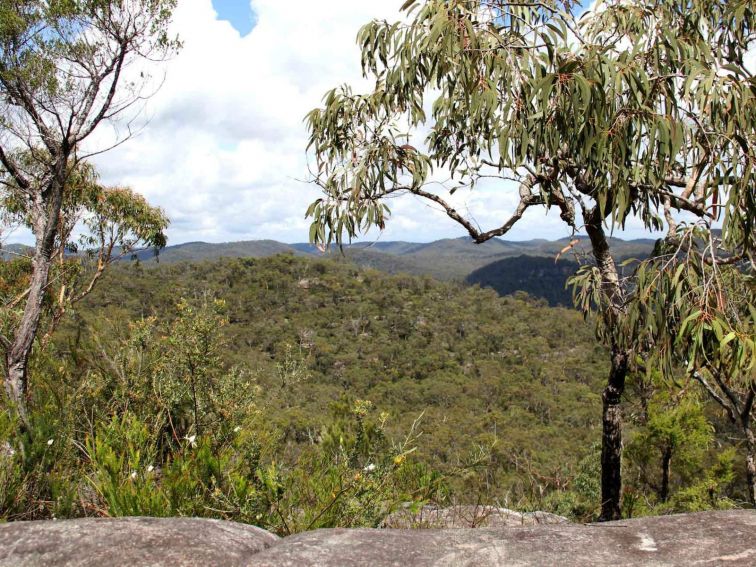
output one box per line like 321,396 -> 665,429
3,163 -> 66,427
586,213 -> 628,521
4,244 -> 54,427
600,348 -> 628,520
745,426 -> 755,506
660,445 -> 672,503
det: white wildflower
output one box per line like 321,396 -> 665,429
147,465 -> 154,473
47,439 -> 54,446
185,434 -> 197,447
130,471 -> 137,480
233,426 -> 242,433
364,463 -> 376,472
1,442 -> 15,458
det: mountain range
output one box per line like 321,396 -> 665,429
2,236 -> 657,306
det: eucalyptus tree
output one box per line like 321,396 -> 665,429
1,159 -> 168,349
624,386 -> 713,505
618,247 -> 756,504
306,0 -> 755,519
0,0 -> 178,426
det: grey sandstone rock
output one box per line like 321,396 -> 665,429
253,510 -> 756,566
0,510 -> 754,566
382,505 -> 569,528
0,516 -> 278,567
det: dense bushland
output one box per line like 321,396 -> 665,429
0,255 -> 746,530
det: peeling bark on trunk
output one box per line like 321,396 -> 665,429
3,163 -> 66,427
4,253 -> 51,426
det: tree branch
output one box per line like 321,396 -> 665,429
707,365 -> 744,419
0,69 -> 58,154
404,174 -> 543,243
692,371 -> 738,424
73,40 -> 129,142
0,144 -> 31,190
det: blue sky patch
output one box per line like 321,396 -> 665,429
212,0 -> 256,37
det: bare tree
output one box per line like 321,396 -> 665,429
0,0 -> 178,426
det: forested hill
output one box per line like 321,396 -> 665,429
134,236 -> 655,272
1,237 -> 653,305
72,255 -> 608,498
466,256 -> 581,306
125,236 -> 656,305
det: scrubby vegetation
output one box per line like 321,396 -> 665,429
0,0 -> 753,536
0,255 -> 747,532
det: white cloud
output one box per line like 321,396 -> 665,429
83,1 -> 399,244
0,0 -> 745,251
69,0 -> 736,247
74,0 -> 578,246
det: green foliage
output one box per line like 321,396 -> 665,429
1,285 -> 441,532
604,241 -> 756,504
304,0 -> 755,519
0,258 -> 33,339
632,397 -> 711,478
61,392 -> 433,532
0,0 -> 179,424
86,413 -> 168,517
633,252 -> 755,380
0,394 -> 80,521
0,1 -> 179,91
2,254 -> 750,525
661,449 -> 739,514
571,240 -> 755,380
1,156 -> 169,297
80,184 -> 169,254
540,444 -> 602,521
73,255 -> 609,505
625,381 -> 714,500
85,411 -> 270,521
71,256 -> 754,513
306,0 -> 754,252
253,400 -> 437,534
78,297 -> 257,449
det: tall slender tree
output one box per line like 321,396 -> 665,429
0,1 -> 178,426
306,0 -> 754,519
1,159 -> 169,350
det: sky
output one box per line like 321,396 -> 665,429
212,0 -> 257,37
36,1 -> 699,246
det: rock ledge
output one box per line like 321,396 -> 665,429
0,516 -> 278,567
0,510 -> 753,566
